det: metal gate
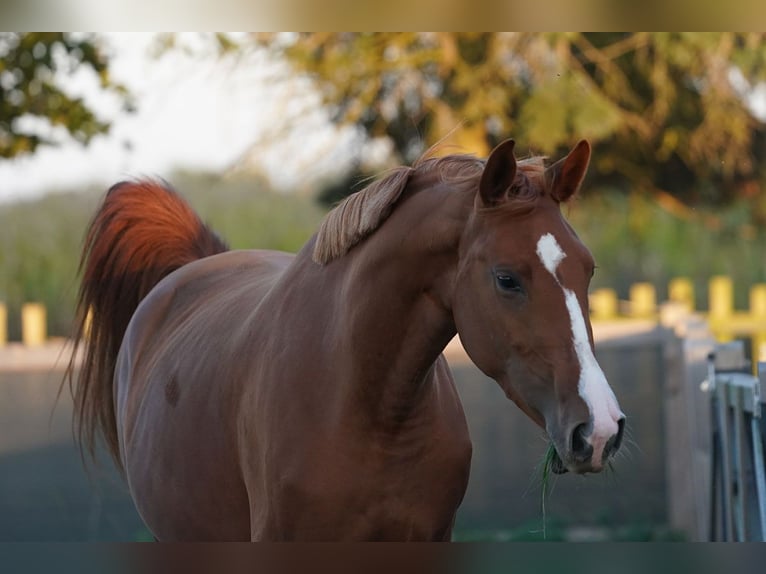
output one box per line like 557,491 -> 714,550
703,342 -> 766,541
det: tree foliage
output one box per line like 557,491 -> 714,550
0,32 -> 131,159
256,33 -> 766,218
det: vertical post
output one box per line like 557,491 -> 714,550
716,379 -> 735,540
629,282 -> 656,318
709,276 -> 734,343
669,277 -> 695,313
750,285 -> 766,363
590,288 -> 618,321
0,302 -> 6,347
21,303 -> 47,347
755,363 -> 766,541
732,387 -> 747,540
664,316 -> 715,540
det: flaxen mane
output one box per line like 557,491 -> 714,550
312,153 -> 547,265
312,165 -> 414,265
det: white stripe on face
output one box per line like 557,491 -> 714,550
535,233 -> 623,464
536,232 -> 565,276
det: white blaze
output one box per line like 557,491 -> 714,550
536,233 -> 566,276
535,233 -> 623,464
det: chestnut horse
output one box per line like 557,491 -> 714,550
64,139 -> 624,541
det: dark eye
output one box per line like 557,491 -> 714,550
495,271 -> 524,294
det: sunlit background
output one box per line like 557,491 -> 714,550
2,32 -> 766,542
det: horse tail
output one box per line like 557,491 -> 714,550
63,180 -> 229,468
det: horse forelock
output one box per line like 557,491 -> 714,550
312,153 -> 549,265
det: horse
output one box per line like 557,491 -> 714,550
64,138 -> 625,541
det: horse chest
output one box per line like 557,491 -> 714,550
260,429 -> 472,541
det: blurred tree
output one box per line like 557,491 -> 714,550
252,33 -> 766,219
0,32 -> 131,159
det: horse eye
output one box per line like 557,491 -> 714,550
495,273 -> 523,293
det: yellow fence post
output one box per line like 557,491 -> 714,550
668,277 -> 695,313
709,276 -> 734,343
629,282 -> 656,318
590,288 -> 618,321
21,303 -> 47,347
750,284 -> 766,363
0,302 -> 6,347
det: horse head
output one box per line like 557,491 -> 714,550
453,139 -> 625,474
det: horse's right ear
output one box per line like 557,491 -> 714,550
479,139 -> 517,207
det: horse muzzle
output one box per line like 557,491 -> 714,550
550,416 -> 626,474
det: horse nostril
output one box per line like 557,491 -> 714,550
603,417 -> 626,461
570,422 -> 591,460
611,417 -> 626,453
614,417 -> 625,452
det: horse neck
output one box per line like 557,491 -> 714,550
329,184 -> 473,430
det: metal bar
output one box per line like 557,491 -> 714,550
751,416 -> 766,541
710,421 -> 721,541
707,354 -> 721,540
750,362 -> 766,541
732,386 -> 747,540
716,379 -> 735,540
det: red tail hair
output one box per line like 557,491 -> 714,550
63,181 -> 228,468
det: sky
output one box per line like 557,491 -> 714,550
0,33 -> 366,203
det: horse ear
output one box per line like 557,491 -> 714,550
545,140 -> 591,203
479,139 -> 517,207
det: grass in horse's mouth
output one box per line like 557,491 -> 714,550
539,442 -> 619,539
540,443 -> 562,512
539,442 -> 558,540
546,443 -> 567,475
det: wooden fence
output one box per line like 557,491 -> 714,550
0,302 -> 48,347
591,275 -> 766,367
3,275 -> 766,350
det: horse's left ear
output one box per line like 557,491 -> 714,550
479,139 -> 517,207
545,140 -> 591,203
